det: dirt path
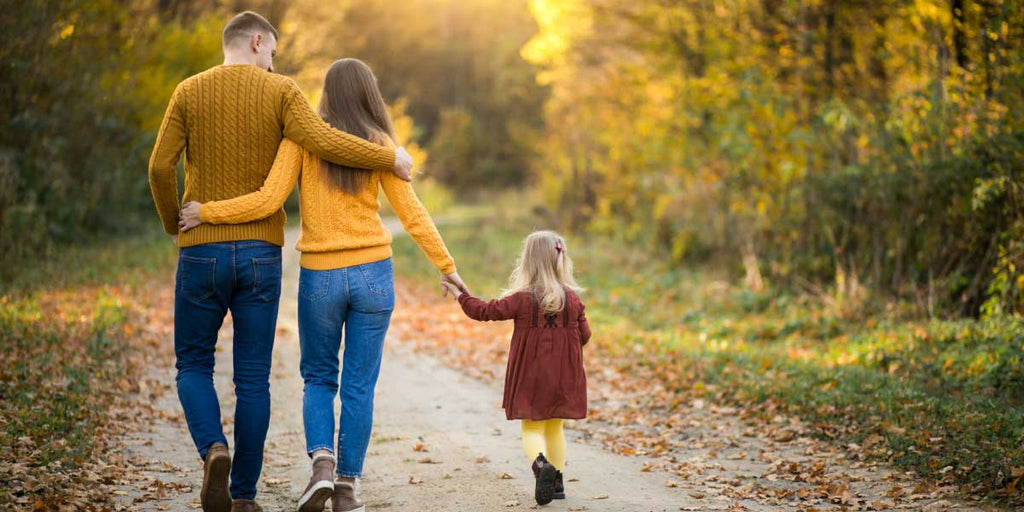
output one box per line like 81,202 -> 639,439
116,226 -> 989,512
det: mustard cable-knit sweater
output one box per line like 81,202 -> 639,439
198,138 -> 456,274
148,64 -> 397,248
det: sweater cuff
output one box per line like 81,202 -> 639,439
438,262 -> 457,275
378,147 -> 397,171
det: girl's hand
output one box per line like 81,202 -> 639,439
440,281 -> 463,300
441,271 -> 469,295
178,202 -> 203,232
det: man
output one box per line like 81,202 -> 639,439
148,11 -> 414,512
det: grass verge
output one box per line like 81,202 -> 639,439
0,232 -> 177,509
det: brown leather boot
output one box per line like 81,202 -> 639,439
230,499 -> 263,512
297,453 -> 336,512
201,443 -> 232,512
332,479 -> 365,512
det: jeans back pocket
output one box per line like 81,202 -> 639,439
252,257 -> 283,303
358,259 -> 394,297
179,255 -> 217,302
299,268 -> 331,302
354,259 -> 395,313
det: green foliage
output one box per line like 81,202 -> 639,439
0,0 -> 222,282
523,0 -> 1024,317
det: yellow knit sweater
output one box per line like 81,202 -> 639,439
198,138 -> 456,274
148,64 -> 397,247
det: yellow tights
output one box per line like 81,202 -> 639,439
521,419 -> 565,471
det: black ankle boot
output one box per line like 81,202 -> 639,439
531,454 -> 557,505
553,470 -> 565,499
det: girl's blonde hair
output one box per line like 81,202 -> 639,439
501,231 -> 582,315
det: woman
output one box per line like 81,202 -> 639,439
178,58 -> 464,512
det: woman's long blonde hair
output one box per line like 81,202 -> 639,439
501,231 -> 582,315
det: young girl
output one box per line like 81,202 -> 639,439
440,231 -> 591,506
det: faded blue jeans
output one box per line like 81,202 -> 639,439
174,241 -> 281,500
298,258 -> 394,478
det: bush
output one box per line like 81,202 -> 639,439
0,1 -> 221,282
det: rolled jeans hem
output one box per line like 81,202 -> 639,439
336,471 -> 362,479
307,445 -> 334,456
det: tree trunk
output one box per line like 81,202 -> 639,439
870,9 -> 889,103
824,1 -> 836,95
951,0 -> 968,69
742,235 -> 765,292
981,0 -> 995,98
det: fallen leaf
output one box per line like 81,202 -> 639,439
870,500 -> 894,510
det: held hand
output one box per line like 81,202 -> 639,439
440,281 -> 462,300
441,271 -> 469,296
178,202 -> 203,232
392,146 -> 413,182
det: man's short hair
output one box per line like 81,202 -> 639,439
222,11 -> 278,47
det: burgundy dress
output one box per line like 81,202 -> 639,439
458,289 -> 591,420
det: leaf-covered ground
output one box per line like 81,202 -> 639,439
3,214 -> 1021,510
104,227 -> 693,512
1,235 -> 178,510
389,211 -> 1023,510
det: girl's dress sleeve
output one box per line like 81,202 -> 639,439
578,299 -> 591,346
458,292 -> 519,322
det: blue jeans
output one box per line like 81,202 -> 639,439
298,258 -> 395,478
174,241 -> 282,500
